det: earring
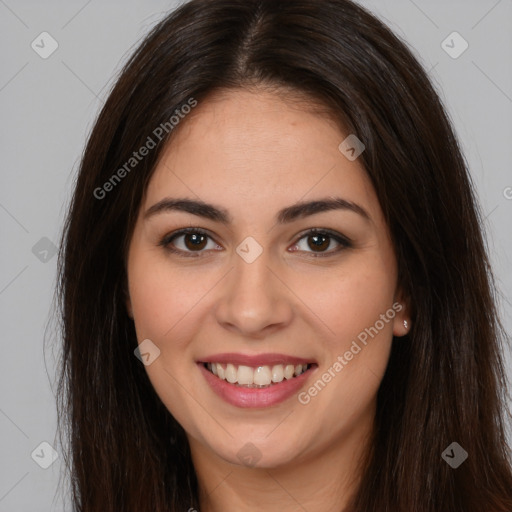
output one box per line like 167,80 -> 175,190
404,320 -> 409,330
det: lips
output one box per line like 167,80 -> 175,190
199,352 -> 314,367
197,353 -> 317,408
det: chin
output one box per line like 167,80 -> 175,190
206,430 -> 308,469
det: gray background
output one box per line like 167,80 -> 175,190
0,0 -> 511,510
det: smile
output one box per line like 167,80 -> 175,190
197,354 -> 318,408
204,362 -> 313,388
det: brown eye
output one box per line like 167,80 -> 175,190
183,232 -> 208,251
290,229 -> 352,257
160,228 -> 219,257
160,227 -> 351,258
307,233 -> 330,252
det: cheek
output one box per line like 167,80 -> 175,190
129,270 -> 177,341
126,251 -> 207,432
298,256 -> 396,416
126,246 -> 193,352
296,253 -> 396,345
294,251 -> 397,405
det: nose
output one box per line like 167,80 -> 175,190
214,247 -> 294,338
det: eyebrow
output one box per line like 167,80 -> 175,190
144,196 -> 371,224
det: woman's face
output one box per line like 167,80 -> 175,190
126,88 -> 408,469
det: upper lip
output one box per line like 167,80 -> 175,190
198,352 -> 315,367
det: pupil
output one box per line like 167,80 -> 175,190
309,234 -> 329,251
183,233 -> 330,252
185,233 -> 207,250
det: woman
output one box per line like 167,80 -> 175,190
56,0 -> 512,510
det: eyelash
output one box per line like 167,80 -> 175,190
158,227 -> 352,258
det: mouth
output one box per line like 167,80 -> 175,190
197,353 -> 318,408
202,361 -> 316,388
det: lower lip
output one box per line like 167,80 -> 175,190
198,363 -> 316,408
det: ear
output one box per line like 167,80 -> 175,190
392,288 -> 411,337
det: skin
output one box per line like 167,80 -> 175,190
125,88 -> 410,512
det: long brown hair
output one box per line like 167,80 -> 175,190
55,0 -> 512,510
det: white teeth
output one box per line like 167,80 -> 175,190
254,366 -> 272,386
225,363 -> 237,383
271,365 -> 284,383
206,362 -> 311,386
284,364 -> 295,380
237,365 -> 254,385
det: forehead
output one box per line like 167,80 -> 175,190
143,88 -> 379,224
